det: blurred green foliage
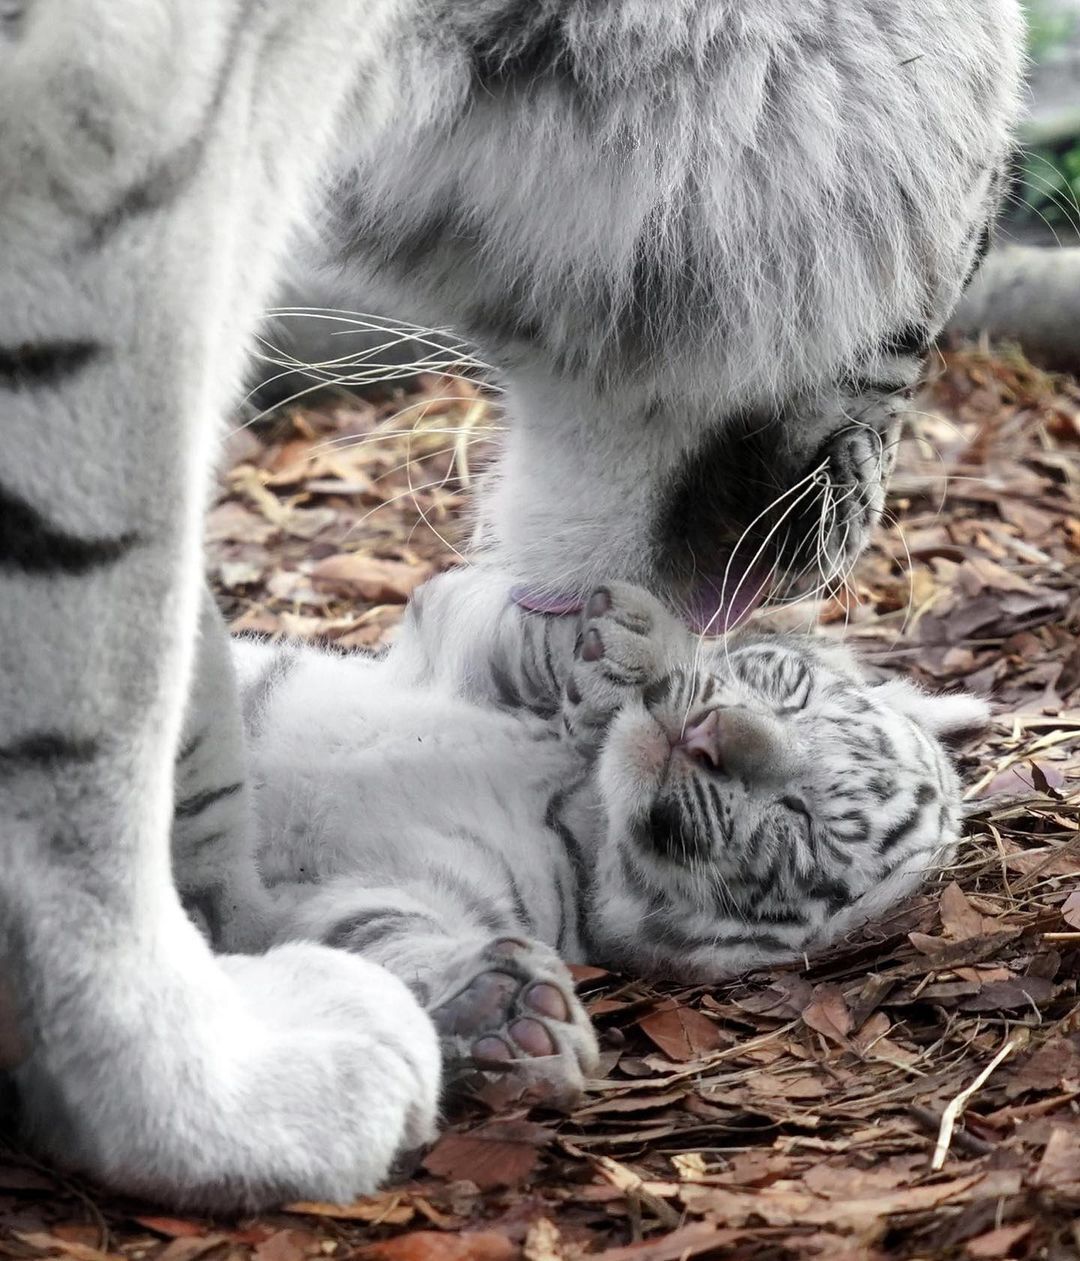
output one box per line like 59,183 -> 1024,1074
1025,0 -> 1076,58
1015,3 -> 1080,231
1018,145 -> 1080,229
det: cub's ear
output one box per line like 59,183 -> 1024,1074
874,679 -> 991,744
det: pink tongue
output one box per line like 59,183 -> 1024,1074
688,567 -> 773,635
510,567 -> 773,631
509,586 -> 584,616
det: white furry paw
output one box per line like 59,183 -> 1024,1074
19,937 -> 443,1212
429,936 -> 597,1109
817,424 -> 891,565
218,945 -> 441,1198
563,582 -> 681,745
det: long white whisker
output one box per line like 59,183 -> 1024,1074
402,422 -> 470,566
684,469 -> 828,729
879,506 -> 917,646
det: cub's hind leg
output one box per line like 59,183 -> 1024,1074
0,0 -> 439,1209
287,879 -> 598,1109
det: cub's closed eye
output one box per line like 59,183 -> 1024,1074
778,670 -> 811,714
780,795 -> 812,824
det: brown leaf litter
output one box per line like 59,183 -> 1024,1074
2,345 -> 1079,1258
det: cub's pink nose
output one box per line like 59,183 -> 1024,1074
677,709 -> 722,768
674,706 -> 794,782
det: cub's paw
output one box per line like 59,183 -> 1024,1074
429,937 -> 597,1109
563,582 -> 682,744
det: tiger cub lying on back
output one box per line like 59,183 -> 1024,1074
221,572 -> 984,1101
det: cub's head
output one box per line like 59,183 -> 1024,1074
592,634 -> 986,973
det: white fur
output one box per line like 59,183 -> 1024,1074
322,0 -> 1025,591
224,570 -> 979,991
0,0 -> 439,1211
0,0 -> 1020,1209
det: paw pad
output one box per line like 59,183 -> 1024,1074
508,1017 -> 556,1057
430,938 -> 599,1101
525,982 -> 569,1021
586,588 -> 612,618
471,1036 -> 514,1067
435,971 -> 517,1036
581,628 -> 604,662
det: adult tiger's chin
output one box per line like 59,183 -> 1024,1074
655,394 -> 903,630
478,369 -> 902,627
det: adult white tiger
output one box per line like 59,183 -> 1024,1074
0,0 -> 1022,1211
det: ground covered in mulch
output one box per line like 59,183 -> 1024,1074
2,346 -> 1079,1260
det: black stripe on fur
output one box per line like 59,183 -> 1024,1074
452,828 -> 537,935
0,341 -> 102,389
545,782 -> 594,953
325,909 -> 440,953
79,1 -> 254,248
0,483 -> 138,575
878,785 -> 936,856
174,781 -> 243,821
0,732 -> 100,768
241,646 -> 299,737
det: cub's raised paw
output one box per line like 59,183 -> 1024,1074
429,937 -> 597,1109
563,582 -> 683,744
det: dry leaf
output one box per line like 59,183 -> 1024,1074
156,1238 -> 231,1261
636,1002 -> 725,1062
253,1231 -> 313,1261
587,1225 -> 744,1261
312,554 -> 429,602
522,1219 -> 562,1261
0,1161 -> 56,1192
1034,1126 -> 1080,1188
14,1233 -> 123,1261
284,1196 -> 415,1225
567,964 -> 609,984
681,1171 -> 1016,1230
939,883 -> 986,941
965,1221 -> 1033,1259
422,1122 -> 550,1190
132,1218 -> 210,1239
958,976 -> 1057,1013
355,1233 -> 516,1261
1004,1036 -> 1080,1099
747,1073 -> 828,1101
800,984 -> 853,1045
49,1230 -> 102,1249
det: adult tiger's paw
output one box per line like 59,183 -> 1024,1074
429,936 -> 597,1109
17,940 -> 442,1212
809,421 -> 895,582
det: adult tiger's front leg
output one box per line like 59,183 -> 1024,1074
329,1 -> 1024,613
0,0 -> 439,1209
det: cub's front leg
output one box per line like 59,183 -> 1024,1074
561,583 -> 691,753
388,570 -> 692,740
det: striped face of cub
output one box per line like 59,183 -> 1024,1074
564,585 -> 987,980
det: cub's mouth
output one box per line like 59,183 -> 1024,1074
653,402 -> 898,632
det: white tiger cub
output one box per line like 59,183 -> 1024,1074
218,570 -> 986,1103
